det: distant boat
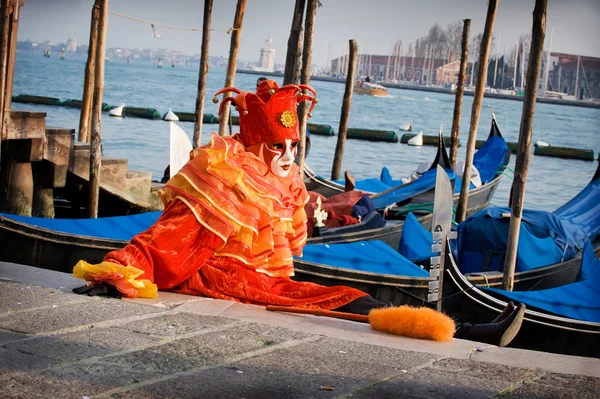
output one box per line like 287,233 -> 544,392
354,80 -> 388,96
400,121 -> 412,132
108,103 -> 125,117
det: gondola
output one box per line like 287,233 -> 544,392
0,115 -> 509,272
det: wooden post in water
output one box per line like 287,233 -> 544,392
331,40 -> 357,181
502,0 -> 546,291
3,0 -> 20,114
455,0 -> 498,223
297,0 -> 316,179
192,0 -> 212,148
283,0 -> 306,85
78,0 -> 99,143
218,0 -> 245,137
449,19 -> 470,169
0,0 -> 11,160
87,0 -> 107,218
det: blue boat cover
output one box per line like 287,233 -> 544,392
483,241 -> 600,323
299,240 -> 429,277
456,175 -> 600,274
473,135 -> 509,184
332,177 -> 394,193
380,167 -> 403,188
1,211 -> 161,241
552,177 -> 600,249
456,207 -> 576,274
371,168 -> 457,210
397,212 -> 434,262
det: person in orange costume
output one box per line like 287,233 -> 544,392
73,81 -> 525,346
73,81 -> 366,310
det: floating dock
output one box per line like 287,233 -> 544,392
533,145 -> 595,161
401,133 -> 455,146
348,128 -> 398,143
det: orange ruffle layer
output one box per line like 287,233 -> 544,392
158,134 -> 309,278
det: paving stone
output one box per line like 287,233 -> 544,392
0,281 -> 91,314
0,329 -> 28,345
108,337 -> 439,398
0,348 -> 58,379
116,312 -> 233,337
349,357 -> 544,399
103,322 -> 313,374
0,298 -> 165,333
499,372 -> 600,399
0,362 -> 165,399
4,328 -> 158,362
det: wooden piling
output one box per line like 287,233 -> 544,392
331,40 -> 358,181
297,0 -> 316,179
455,0 -> 498,223
0,0 -> 11,158
192,0 -> 213,148
3,0 -> 20,113
449,19 -> 470,169
78,0 -> 99,143
502,0 -> 547,291
283,0 -> 306,85
87,0 -> 107,219
218,0 -> 245,137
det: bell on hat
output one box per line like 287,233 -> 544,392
213,80 -> 318,147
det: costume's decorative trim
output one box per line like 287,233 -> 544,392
73,260 -> 158,298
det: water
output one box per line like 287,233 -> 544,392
12,52 -> 600,211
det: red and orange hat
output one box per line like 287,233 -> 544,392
213,80 -> 318,147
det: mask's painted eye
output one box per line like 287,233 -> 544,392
271,142 -> 285,150
291,141 -> 299,148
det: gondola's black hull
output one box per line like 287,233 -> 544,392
0,165 -> 503,273
442,240 -> 600,358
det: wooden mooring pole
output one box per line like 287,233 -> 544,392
87,0 -> 107,218
502,0 -> 547,291
297,0 -> 316,179
449,19 -> 470,169
283,0 -> 306,85
0,0 -> 11,165
192,0 -> 212,148
218,0 -> 245,137
331,39 -> 357,181
78,0 -> 99,143
455,0 -> 498,223
3,0 -> 19,114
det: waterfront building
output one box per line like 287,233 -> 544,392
547,52 -> 600,100
257,35 -> 275,72
330,54 -> 445,84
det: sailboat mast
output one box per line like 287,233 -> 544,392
521,44 -> 525,91
543,28 -> 553,93
574,55 -> 580,99
513,39 -> 519,89
493,32 -> 501,87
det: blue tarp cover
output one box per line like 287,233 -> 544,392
397,212 -> 434,262
456,176 -> 600,274
456,208 -> 574,274
299,240 -> 429,277
332,177 -> 394,193
483,242 -> 600,323
1,212 -> 160,240
473,135 -> 509,184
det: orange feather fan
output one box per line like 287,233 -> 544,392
266,305 -> 456,342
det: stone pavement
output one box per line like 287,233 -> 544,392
1,261 -> 599,399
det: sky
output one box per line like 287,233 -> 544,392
18,0 -> 600,67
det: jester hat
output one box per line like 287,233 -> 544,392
214,80 -> 318,147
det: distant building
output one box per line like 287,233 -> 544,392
547,52 -> 600,100
331,54 -> 445,84
257,35 -> 275,72
437,60 -> 460,85
66,37 -> 77,53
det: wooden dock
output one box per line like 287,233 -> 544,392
0,110 -> 163,218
